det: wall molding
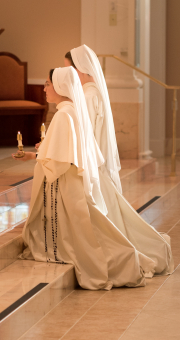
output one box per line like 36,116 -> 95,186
28,79 -> 45,85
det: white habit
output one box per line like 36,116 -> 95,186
20,101 -> 158,290
83,81 -> 174,276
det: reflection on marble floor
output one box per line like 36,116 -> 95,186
0,180 -> 32,233
123,157 -> 180,210
0,261 -> 76,340
0,260 -> 73,313
0,147 -> 34,233
0,204 -> 29,233
0,147 -> 35,193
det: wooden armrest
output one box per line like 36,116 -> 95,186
0,100 -> 46,110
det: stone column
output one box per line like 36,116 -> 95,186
137,0 -> 152,159
149,0 -> 166,157
81,0 -> 147,159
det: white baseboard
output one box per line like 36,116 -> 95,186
139,150 -> 153,159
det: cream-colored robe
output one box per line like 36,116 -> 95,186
83,82 -> 174,276
20,101 -> 157,290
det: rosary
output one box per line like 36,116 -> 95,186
43,178 -> 48,255
43,177 -> 64,263
51,179 -> 58,261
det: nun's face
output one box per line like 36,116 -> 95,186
44,77 -> 58,103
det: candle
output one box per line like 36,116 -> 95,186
41,123 -> 46,138
14,131 -> 24,158
17,131 -> 23,146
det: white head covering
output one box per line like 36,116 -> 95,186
70,45 -> 122,193
52,66 -> 107,213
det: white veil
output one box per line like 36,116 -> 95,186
52,67 -> 107,213
70,45 -> 122,193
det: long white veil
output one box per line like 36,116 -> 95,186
71,45 -> 122,193
52,67 -> 107,213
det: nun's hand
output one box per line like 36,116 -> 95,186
35,143 -> 40,150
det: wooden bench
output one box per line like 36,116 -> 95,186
0,52 -> 48,146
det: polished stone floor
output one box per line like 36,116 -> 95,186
17,183 -> 180,340
123,157 -> 180,210
0,147 -> 35,193
0,260 -> 74,313
0,150 -> 180,339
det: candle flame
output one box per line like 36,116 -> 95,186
18,131 -> 20,134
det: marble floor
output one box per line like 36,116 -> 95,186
0,147 -> 35,193
0,181 -> 32,233
17,190 -> 180,340
0,151 -> 180,339
123,157 -> 180,210
0,147 -> 35,234
0,260 -> 74,313
20,272 -> 180,340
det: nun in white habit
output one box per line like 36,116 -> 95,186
64,45 -> 174,276
18,66 -> 158,290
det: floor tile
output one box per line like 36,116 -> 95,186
120,267 -> 180,340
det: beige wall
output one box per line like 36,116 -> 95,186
166,0 -> 180,144
0,0 -> 81,80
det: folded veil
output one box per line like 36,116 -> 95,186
71,45 -> 122,193
52,66 -> 107,213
